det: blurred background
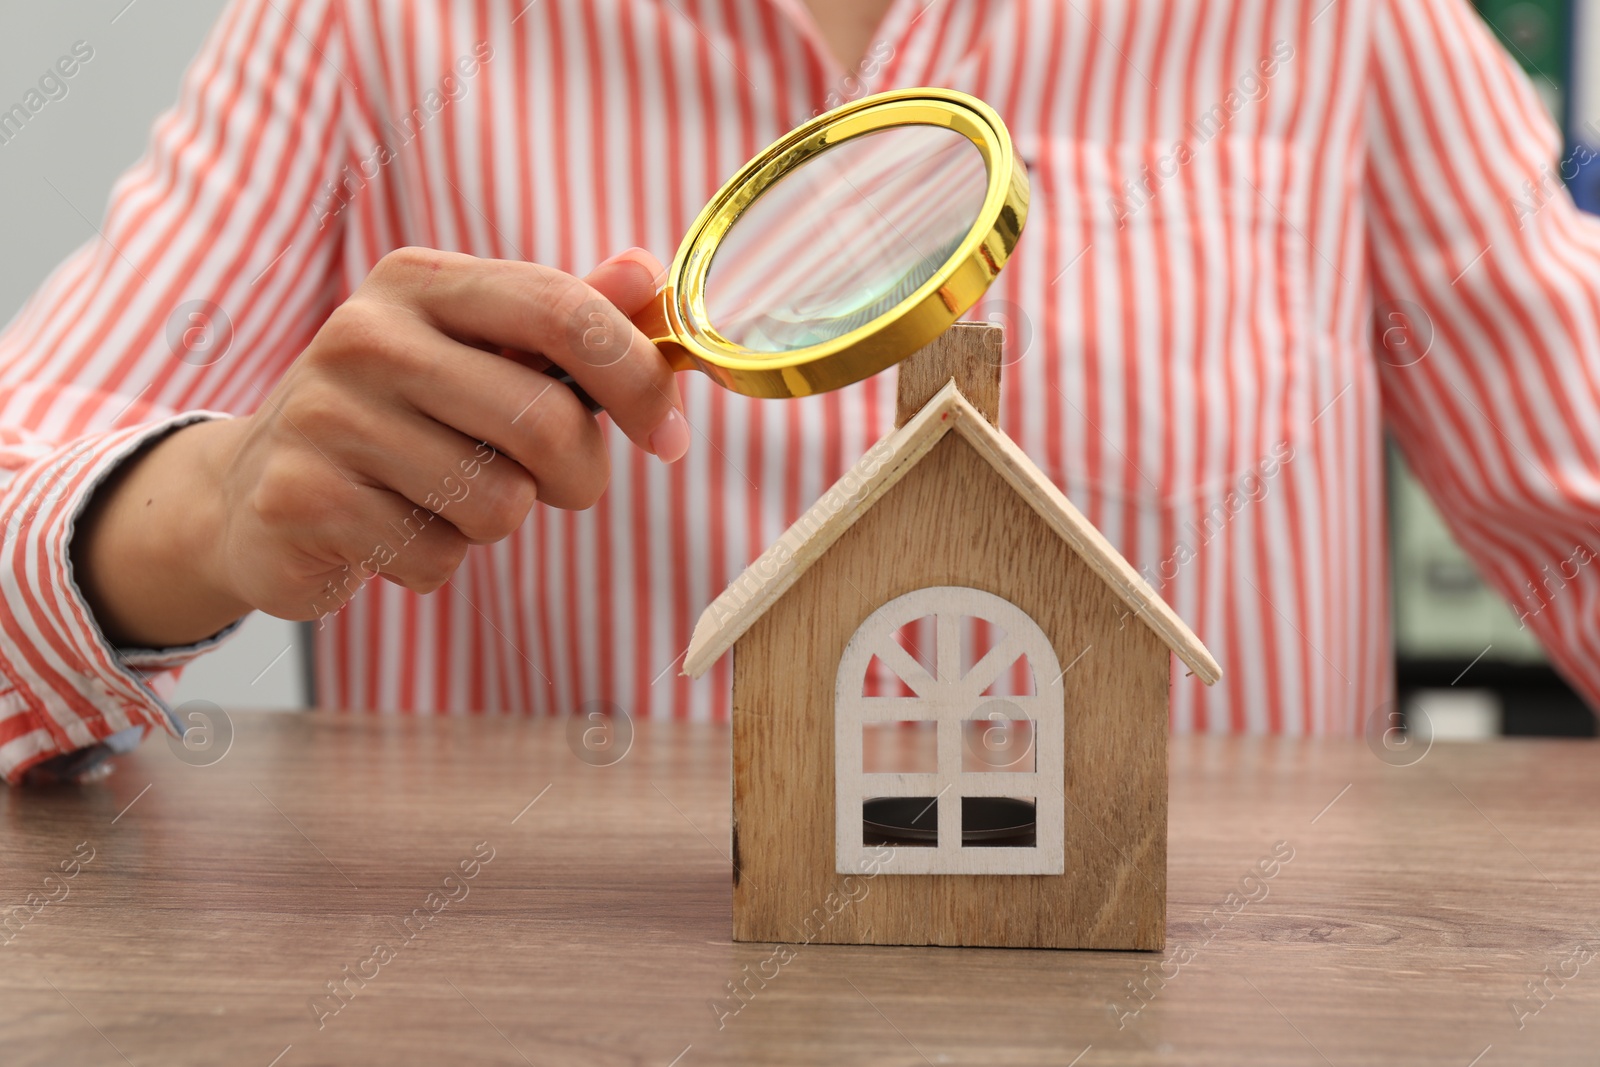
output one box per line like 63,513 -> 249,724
0,0 -> 306,713
4,0 -> 1599,734
1393,0 -> 1600,740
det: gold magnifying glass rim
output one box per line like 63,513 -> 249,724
653,87 -> 1030,400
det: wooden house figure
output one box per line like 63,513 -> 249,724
683,323 -> 1221,951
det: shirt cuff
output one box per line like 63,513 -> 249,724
0,412 -> 243,783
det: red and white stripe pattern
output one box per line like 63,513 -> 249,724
3,0 -> 1598,779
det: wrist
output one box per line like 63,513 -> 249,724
171,417 -> 253,624
72,417 -> 253,648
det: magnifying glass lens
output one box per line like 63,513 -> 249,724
702,124 -> 990,353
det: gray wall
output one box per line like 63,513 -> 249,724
1,0 -> 306,710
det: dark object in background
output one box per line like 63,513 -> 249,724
1397,658 -> 1597,737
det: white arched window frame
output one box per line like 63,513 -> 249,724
835,586 -> 1066,876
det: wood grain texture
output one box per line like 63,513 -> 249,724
732,434 -> 1170,950
893,321 -> 1003,426
2,714 -> 1599,1066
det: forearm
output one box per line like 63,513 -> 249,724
70,418 -> 252,649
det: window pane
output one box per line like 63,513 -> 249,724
863,796 -> 939,847
961,711 -> 1036,772
960,614 -> 1037,696
961,796 -> 1036,847
863,720 -> 937,773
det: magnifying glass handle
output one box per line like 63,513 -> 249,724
550,369 -> 603,414
551,288 -> 690,415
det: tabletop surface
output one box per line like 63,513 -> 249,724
1,711 -> 1598,1067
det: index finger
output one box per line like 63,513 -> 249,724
545,247 -> 674,408
366,247 -> 686,459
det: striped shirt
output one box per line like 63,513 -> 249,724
3,0 -> 1598,780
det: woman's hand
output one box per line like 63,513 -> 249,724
72,245 -> 687,648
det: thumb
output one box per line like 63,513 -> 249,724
583,246 -> 666,317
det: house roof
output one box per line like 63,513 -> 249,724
682,381 -> 1222,684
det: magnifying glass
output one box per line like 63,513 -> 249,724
555,86 -> 1029,404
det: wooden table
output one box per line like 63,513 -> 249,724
1,712 -> 1597,1066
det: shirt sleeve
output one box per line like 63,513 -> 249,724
0,0 -> 351,783
1366,0 -> 1600,709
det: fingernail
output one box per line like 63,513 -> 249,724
649,408 -> 690,463
595,246 -> 658,281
